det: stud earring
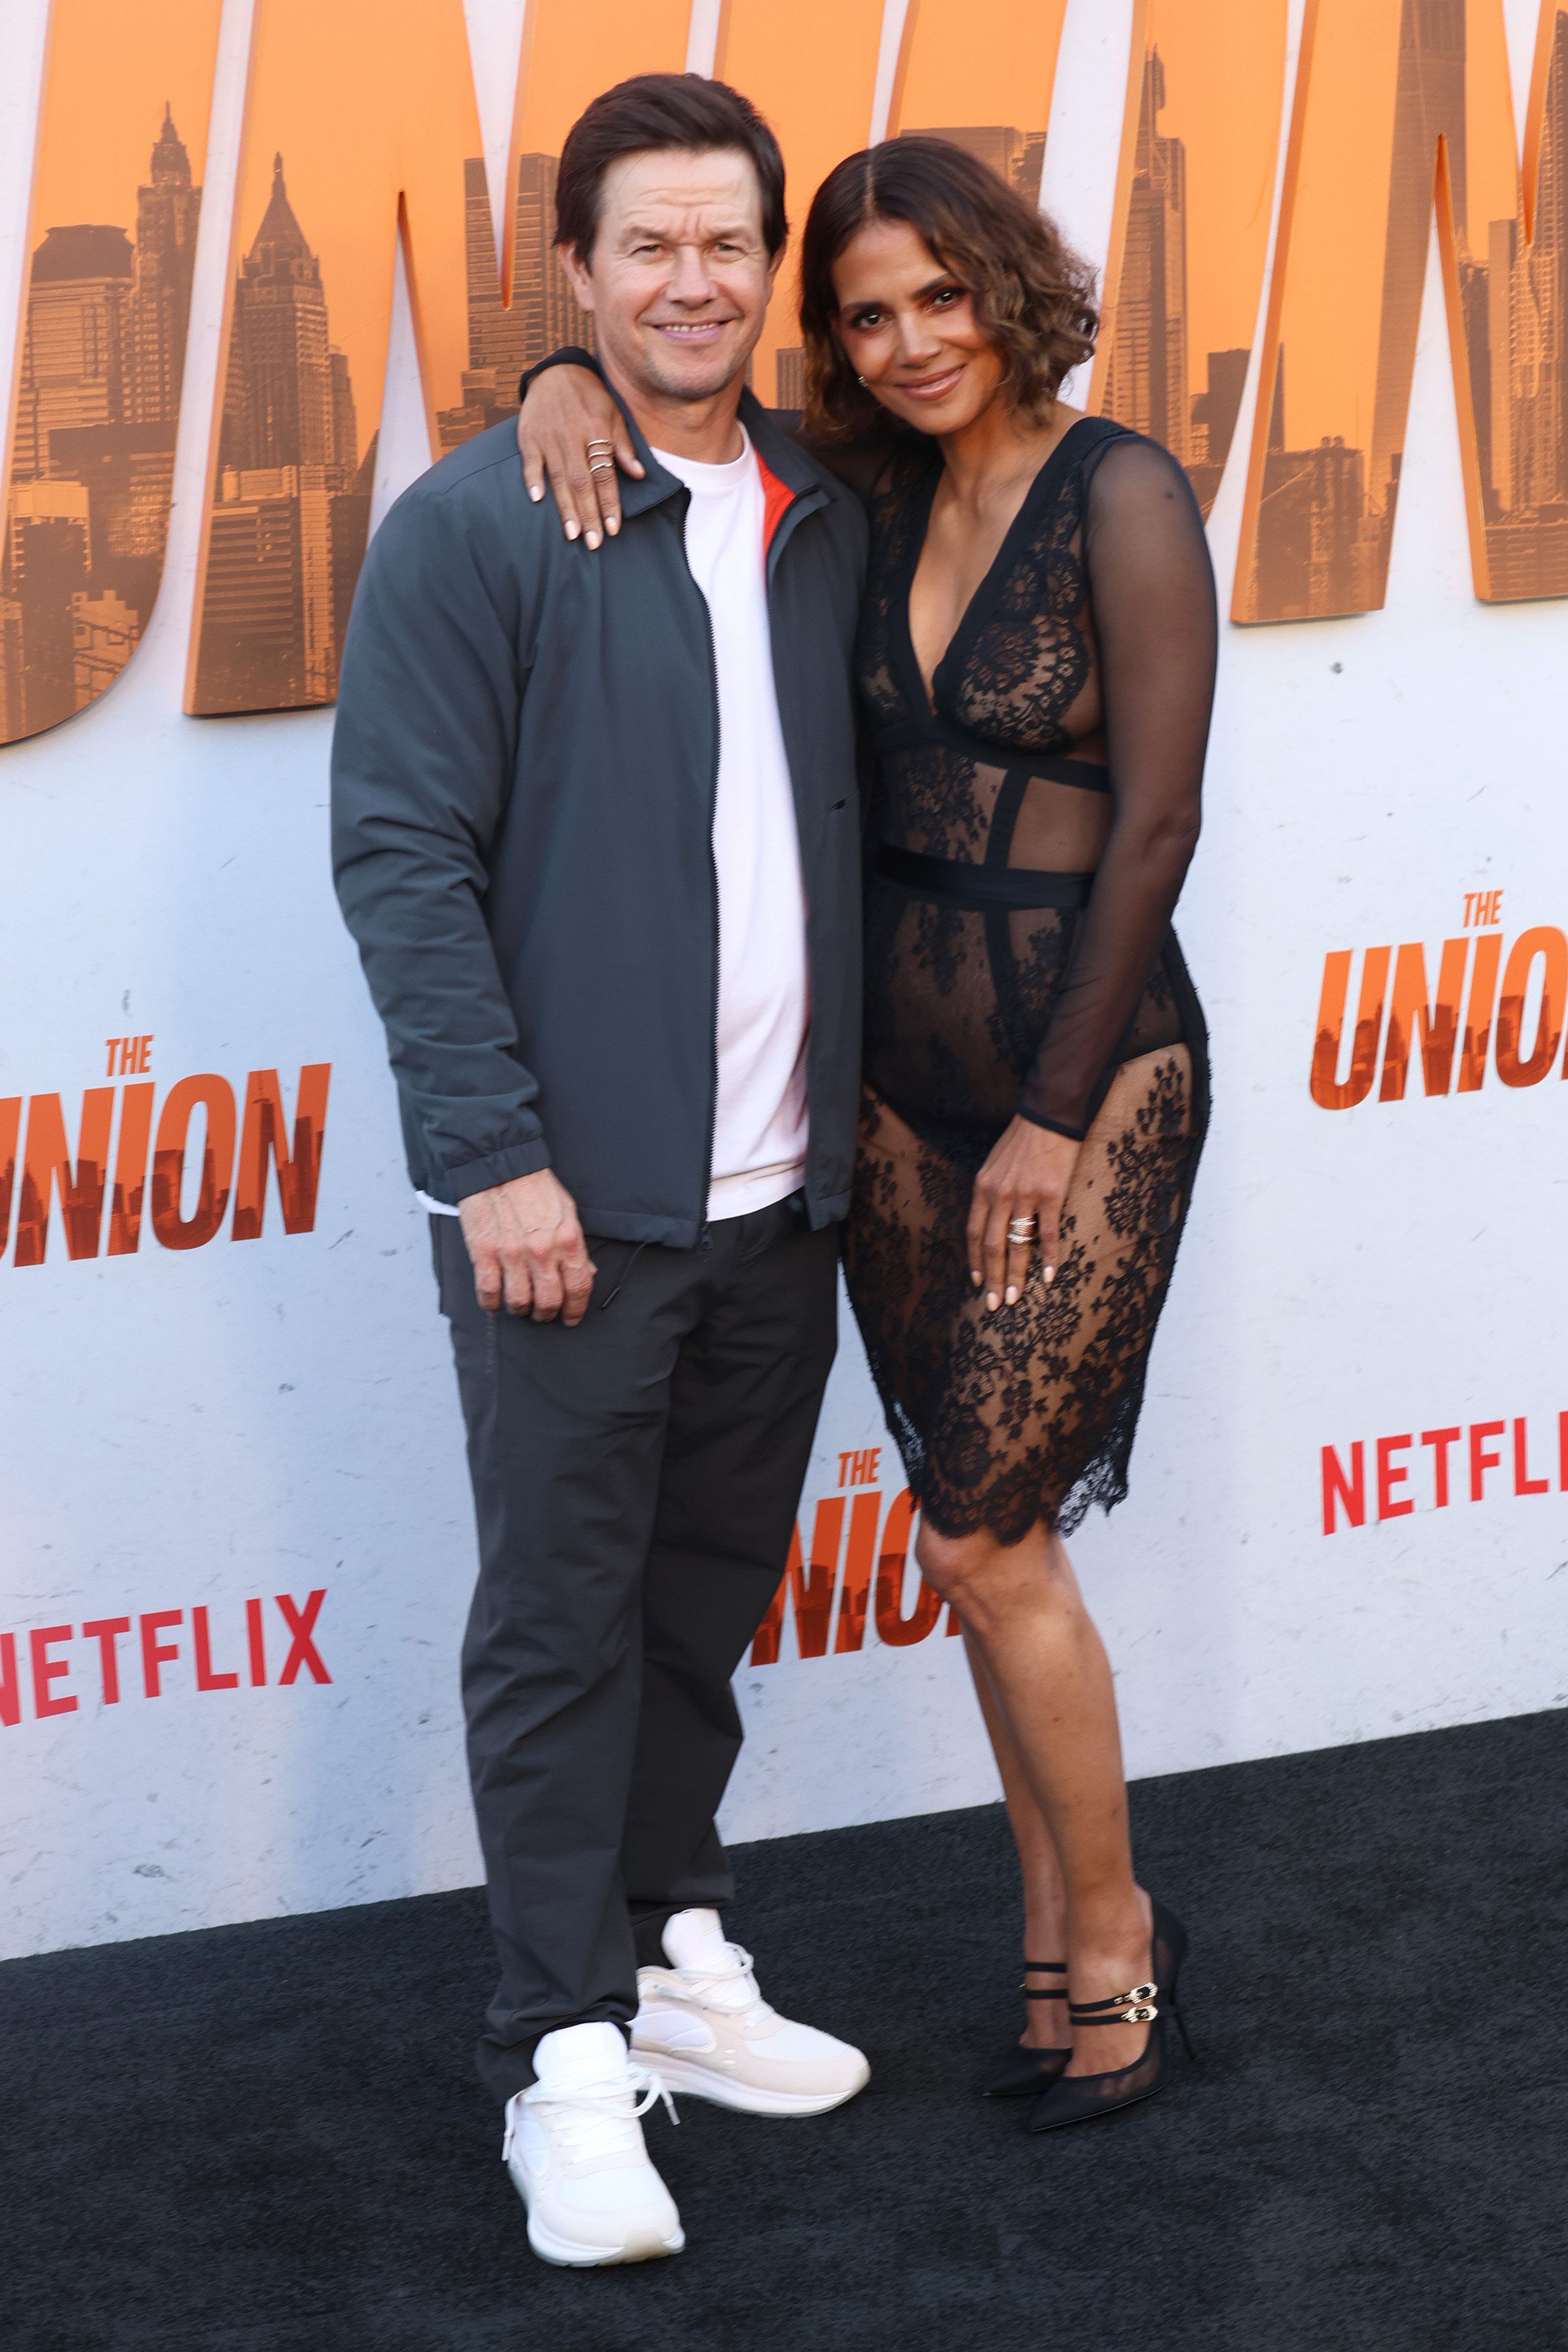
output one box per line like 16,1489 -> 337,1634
857,374 -> 868,386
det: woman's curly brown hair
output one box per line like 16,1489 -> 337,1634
797,137 -> 1098,441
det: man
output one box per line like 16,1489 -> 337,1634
331,74 -> 869,2269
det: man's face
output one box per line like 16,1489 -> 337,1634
562,147 -> 778,408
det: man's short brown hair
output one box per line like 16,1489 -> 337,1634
556,74 -> 788,264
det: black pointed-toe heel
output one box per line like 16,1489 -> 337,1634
979,1961 -> 1073,2098
1027,1900 -> 1195,2134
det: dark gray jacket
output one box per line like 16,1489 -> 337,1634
331,392 -> 868,1248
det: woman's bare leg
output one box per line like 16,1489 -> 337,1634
925,1523 -> 1151,2075
962,1629 -> 1070,2048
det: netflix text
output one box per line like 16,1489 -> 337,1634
1,1591 -> 331,1726
1322,1415 -> 1568,1532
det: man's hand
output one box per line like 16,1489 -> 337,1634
517,364 -> 643,551
458,1169 -> 596,1324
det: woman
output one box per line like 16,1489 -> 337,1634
515,135 -> 1215,2132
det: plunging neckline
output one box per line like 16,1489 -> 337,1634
897,417 -> 1099,724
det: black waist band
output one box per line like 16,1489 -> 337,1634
872,723 -> 1112,795
874,842 -> 1094,910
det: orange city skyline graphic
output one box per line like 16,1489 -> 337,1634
5,1 -> 1568,743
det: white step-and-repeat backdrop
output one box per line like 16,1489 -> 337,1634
2,0 -> 1564,1959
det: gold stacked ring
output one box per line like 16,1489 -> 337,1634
1007,1215 -> 1039,1242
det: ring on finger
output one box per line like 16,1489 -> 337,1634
587,458 -> 615,474
585,438 -> 615,454
1006,1215 -> 1039,1242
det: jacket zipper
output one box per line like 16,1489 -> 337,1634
761,479 -> 827,1210
685,488 -> 722,1236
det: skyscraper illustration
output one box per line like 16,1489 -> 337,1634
132,105 -> 202,429
1,107 -> 201,741
439,155 -> 595,451
1484,7 -> 1568,589
1100,51 -> 1188,464
1094,51 -> 1250,518
220,156 -> 348,475
195,156 -> 366,712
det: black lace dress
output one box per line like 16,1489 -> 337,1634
841,416 -> 1216,1544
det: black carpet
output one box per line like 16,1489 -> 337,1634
4,1708 -> 1565,2352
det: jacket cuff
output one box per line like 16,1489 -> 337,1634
436,1142 -> 554,1205
517,347 -> 601,406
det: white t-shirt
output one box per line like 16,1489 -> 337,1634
420,425 -> 809,1226
654,428 -> 810,1221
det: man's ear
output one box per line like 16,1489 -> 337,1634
560,243 -> 596,312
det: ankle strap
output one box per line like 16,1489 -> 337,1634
1069,1980 -> 1159,2026
1023,1960 -> 1066,1972
1022,1959 -> 1067,1997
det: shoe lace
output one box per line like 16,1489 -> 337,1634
662,1942 -> 774,2029
508,2064 -> 678,2164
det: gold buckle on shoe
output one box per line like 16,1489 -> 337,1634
1121,2002 -> 1159,2024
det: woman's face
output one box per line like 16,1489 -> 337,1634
831,217 -> 1006,435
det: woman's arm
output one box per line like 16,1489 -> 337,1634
966,436 -> 1216,1312
514,348 -> 904,530
1017,435 -> 1216,1138
514,356 -> 643,549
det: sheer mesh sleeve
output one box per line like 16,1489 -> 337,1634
1017,437 -> 1216,1139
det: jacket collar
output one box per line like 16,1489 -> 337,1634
595,372 -> 835,518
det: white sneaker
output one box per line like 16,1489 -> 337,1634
631,1909 -> 870,2117
503,2021 -> 684,2268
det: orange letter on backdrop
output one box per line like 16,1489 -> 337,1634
13,1088 -> 115,1264
1090,0 -> 1288,520
150,1074 -> 236,1250
107,1080 -> 155,1255
232,1064 -> 331,1238
833,1490 -> 883,1654
1236,0 -> 1568,622
0,1098 -> 20,1256
1494,925 -> 1567,1085
717,0 -> 887,411
1378,937 -> 1468,1099
872,1489 -> 945,1648
1457,930 -> 1502,1090
1310,947 -> 1390,1108
0,0 -> 224,746
887,0 -> 1069,255
750,1498 -> 846,1665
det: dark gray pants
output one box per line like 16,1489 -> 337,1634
433,1199 -> 838,2106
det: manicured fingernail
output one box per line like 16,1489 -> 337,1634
529,482 -> 544,502
606,515 -> 620,535
1043,1265 -> 1055,1284
1004,1285 -> 1019,1305
564,518 -> 579,540
586,529 -> 601,549
986,1290 -> 999,1310
970,1270 -> 982,1286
